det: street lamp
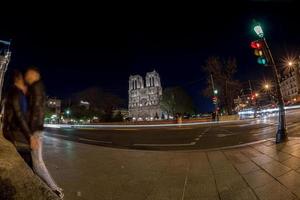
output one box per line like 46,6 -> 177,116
65,109 -> 71,120
254,25 -> 264,38
264,84 -> 270,90
214,89 -> 218,95
210,74 -> 219,121
253,22 -> 287,143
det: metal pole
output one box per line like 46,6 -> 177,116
210,74 -> 215,94
263,38 -> 287,143
248,80 -> 253,92
210,74 -> 218,120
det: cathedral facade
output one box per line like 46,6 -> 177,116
128,70 -> 162,120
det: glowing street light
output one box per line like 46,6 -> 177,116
254,24 -> 264,38
66,110 -> 70,115
264,84 -> 270,90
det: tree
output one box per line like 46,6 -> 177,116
202,57 -> 241,115
161,86 -> 195,118
69,104 -> 95,120
70,87 -> 124,121
112,111 -> 124,122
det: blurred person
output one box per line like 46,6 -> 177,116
25,66 -> 64,199
3,70 -> 33,168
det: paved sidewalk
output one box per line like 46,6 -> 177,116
44,136 -> 300,200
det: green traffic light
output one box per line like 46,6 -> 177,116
214,89 -> 218,95
257,57 -> 267,65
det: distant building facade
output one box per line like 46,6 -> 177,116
128,70 -> 163,120
79,100 -> 90,110
46,98 -> 62,115
280,66 -> 300,103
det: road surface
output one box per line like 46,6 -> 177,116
44,109 -> 300,150
42,109 -> 300,199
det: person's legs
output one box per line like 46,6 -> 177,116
31,132 -> 60,191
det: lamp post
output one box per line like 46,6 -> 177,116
211,74 -> 219,121
254,23 -> 287,143
65,109 -> 71,121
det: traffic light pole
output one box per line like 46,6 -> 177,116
210,74 -> 218,121
263,38 -> 287,143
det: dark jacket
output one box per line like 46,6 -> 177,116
3,86 -> 32,144
28,80 -> 46,132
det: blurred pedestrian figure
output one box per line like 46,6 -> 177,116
25,67 -> 64,199
3,70 -> 33,168
211,112 -> 216,121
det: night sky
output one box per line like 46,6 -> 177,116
1,1 -> 299,112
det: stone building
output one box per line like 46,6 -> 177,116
0,40 -> 11,101
46,98 -> 62,115
128,70 -> 163,120
280,66 -> 300,103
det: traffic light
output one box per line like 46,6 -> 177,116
250,40 -> 269,66
212,96 -> 218,104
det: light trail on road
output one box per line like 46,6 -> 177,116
44,109 -> 300,150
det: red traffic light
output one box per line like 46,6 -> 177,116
250,41 -> 262,49
212,96 -> 218,104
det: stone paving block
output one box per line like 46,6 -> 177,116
184,175 -> 219,200
289,150 -> 300,159
277,170 -> 300,198
240,148 -> 261,158
242,169 -> 274,188
281,157 -> 300,170
260,160 -> 291,177
207,151 -> 235,174
281,144 -> 300,154
189,152 -> 214,176
218,187 -> 258,200
266,151 -> 292,162
234,161 -> 260,175
251,154 -> 273,165
146,174 -> 187,200
254,180 -> 296,200
208,151 -> 257,199
224,151 -> 250,164
268,143 -> 286,150
286,140 -> 300,146
182,196 -> 220,200
253,145 -> 276,155
214,171 -> 248,191
145,154 -> 189,200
